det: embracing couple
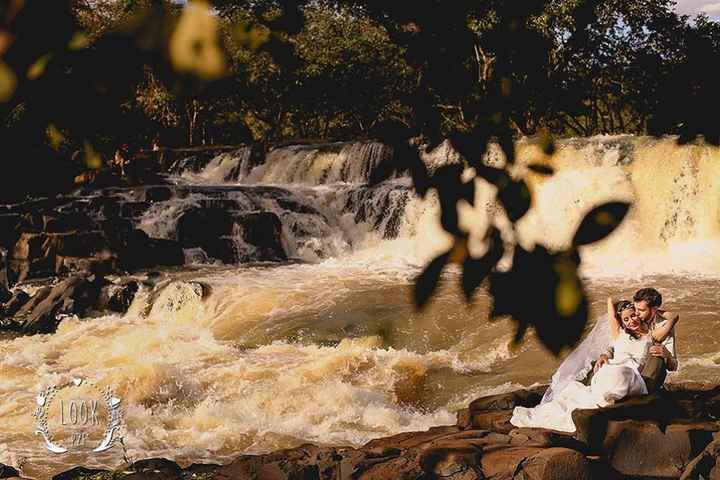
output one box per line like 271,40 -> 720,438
510,288 -> 679,433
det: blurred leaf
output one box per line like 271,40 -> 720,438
475,164 -> 508,186
68,31 -> 89,50
0,61 -> 17,102
0,30 -> 13,56
527,163 -> 554,175
232,22 -> 270,51
448,131 -> 490,169
489,246 -> 588,355
572,202 -> 630,246
461,227 -> 503,300
83,141 -> 102,170
554,251 -> 582,316
414,251 -> 450,309
46,124 -> 65,150
497,179 -> 531,222
169,0 -> 226,80
27,53 -> 51,80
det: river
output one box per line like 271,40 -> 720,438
1,135 -> 719,478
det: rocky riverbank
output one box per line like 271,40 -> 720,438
3,383 -> 720,479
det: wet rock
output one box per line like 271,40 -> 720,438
602,420 -> 717,478
571,392 -> 679,449
100,218 -> 134,251
115,230 -> 183,271
10,231 -> 112,281
51,466 -> 110,480
147,239 -> 185,267
1,290 -> 30,321
120,202 -> 151,219
96,280 -> 140,314
125,458 -> 182,477
0,463 -> 19,479
236,211 -> 286,261
107,280 -> 139,313
363,425 -> 461,450
145,186 -> 173,203
203,237 -> 238,264
666,382 -> 720,420
42,213 -> 95,233
681,437 -> 720,480
177,207 -> 234,248
54,254 -> 116,277
14,274 -> 105,334
457,409 -> 514,433
215,444 -> 329,480
468,385 -> 547,412
0,214 -> 21,249
55,232 -> 109,258
516,447 -> 592,480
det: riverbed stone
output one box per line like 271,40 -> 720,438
51,466 -> 111,480
236,211 -> 286,261
516,447 -> 592,480
468,385 -> 548,412
681,437 -> 720,479
603,420 -> 718,478
14,274 -> 105,334
177,207 -> 235,249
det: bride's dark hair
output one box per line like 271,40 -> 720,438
614,300 -> 641,338
614,300 -> 633,316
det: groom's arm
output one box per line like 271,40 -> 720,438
651,311 -> 678,371
662,330 -> 678,371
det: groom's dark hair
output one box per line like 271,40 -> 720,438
633,288 -> 662,307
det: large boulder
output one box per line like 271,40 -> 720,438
0,213 -> 21,250
602,420 -> 718,478
96,280 -> 140,314
10,232 -> 112,281
177,207 -> 235,248
0,463 -> 19,479
681,437 -> 720,480
236,211 -> 286,261
115,229 -> 184,271
12,274 -> 106,334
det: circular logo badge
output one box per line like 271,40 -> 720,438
32,377 -> 124,454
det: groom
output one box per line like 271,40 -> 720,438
596,287 -> 678,392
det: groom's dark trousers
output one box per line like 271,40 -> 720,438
640,356 -> 667,393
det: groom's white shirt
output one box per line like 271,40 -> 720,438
653,313 -> 678,371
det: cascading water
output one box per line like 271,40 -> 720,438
2,135 -> 720,479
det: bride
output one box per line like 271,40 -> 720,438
510,297 -> 679,433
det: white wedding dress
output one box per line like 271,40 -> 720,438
510,330 -> 651,433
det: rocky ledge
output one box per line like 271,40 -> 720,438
5,383 -> 720,479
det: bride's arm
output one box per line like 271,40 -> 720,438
651,310 -> 679,343
607,297 -> 621,339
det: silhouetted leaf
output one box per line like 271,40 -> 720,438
0,61 -> 17,102
449,131 -> 490,169
475,165 -> 508,186
572,202 -> 630,246
489,246 -> 588,355
414,251 -> 450,309
527,163 -> 554,175
462,227 -> 503,300
498,179 -> 531,222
